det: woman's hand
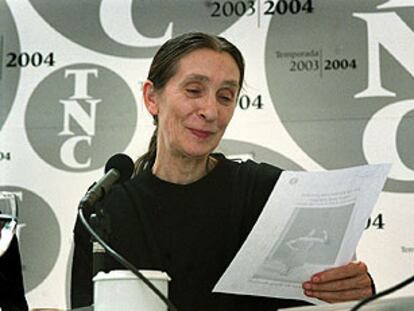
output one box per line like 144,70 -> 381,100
302,261 -> 374,303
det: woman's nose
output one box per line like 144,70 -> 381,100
199,94 -> 218,121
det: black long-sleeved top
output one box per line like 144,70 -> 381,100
71,154 -> 311,310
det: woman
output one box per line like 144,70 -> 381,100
71,32 -> 374,310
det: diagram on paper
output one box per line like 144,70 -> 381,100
252,204 -> 354,283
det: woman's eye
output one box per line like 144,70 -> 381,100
218,92 -> 234,104
186,88 -> 201,96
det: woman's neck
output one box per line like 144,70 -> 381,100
152,153 -> 217,185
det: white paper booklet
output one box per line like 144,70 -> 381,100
213,164 -> 391,305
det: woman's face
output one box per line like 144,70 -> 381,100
145,48 -> 241,160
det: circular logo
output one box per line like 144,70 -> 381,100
0,1 -> 20,130
266,0 -> 414,192
25,64 -> 137,171
29,0 -> 249,58
0,186 -> 60,292
289,178 -> 299,185
218,139 -> 304,171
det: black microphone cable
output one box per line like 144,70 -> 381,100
78,207 -> 180,311
350,274 -> 414,311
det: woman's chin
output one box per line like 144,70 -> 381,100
181,146 -> 216,159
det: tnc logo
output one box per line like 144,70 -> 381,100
28,0 -> 240,58
266,0 -> 414,193
25,64 -> 137,172
0,1 -> 20,131
58,69 -> 101,169
354,0 -> 414,181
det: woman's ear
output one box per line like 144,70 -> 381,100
143,80 -> 159,116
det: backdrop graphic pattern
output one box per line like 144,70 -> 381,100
0,0 -> 413,308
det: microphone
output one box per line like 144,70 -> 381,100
79,153 -> 134,210
77,154 -> 134,276
76,154 -> 180,311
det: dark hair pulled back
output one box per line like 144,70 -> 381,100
134,32 -> 245,175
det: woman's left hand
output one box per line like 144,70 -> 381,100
302,261 -> 374,303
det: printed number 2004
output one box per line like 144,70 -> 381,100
6,52 -> 55,68
290,59 -> 357,72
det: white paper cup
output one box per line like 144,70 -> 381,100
93,270 -> 171,311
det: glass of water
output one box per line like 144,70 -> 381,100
0,191 -> 18,226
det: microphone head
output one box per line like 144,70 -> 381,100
104,153 -> 134,183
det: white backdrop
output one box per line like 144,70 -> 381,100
1,0 -> 413,309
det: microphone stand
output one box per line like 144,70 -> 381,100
77,204 -> 179,311
78,181 -> 110,276
89,204 -> 110,277
350,274 -> 414,310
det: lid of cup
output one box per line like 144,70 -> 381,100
93,269 -> 171,282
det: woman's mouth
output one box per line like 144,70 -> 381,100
189,128 -> 213,139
